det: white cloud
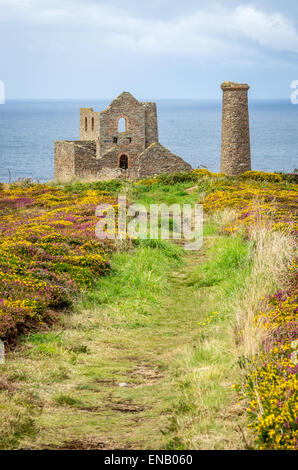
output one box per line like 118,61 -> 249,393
233,5 -> 298,53
1,0 -> 298,59
103,4 -> 298,58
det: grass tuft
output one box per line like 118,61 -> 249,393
54,395 -> 83,407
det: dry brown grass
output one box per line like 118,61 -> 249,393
211,209 -> 296,359
211,208 -> 239,229
234,221 -> 295,358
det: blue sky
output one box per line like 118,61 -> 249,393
1,0 -> 298,99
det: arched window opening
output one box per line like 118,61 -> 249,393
91,117 -> 94,131
118,117 -> 127,133
84,117 -> 87,132
119,154 -> 129,170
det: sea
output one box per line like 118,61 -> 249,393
0,99 -> 297,183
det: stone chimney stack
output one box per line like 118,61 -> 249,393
220,81 -> 251,176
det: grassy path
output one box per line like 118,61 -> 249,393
1,228 -> 250,449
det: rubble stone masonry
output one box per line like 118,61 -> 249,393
220,82 -> 251,176
55,92 -> 191,181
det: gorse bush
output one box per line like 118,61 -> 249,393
240,170 -> 283,183
203,180 -> 298,235
62,179 -> 122,194
241,170 -> 298,184
237,260 -> 298,450
136,169 -> 226,187
0,184 -> 117,342
198,172 -> 297,450
1,170 -> 297,450
278,172 -> 298,184
157,172 -> 197,184
136,172 -> 196,186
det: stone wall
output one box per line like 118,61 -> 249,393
55,140 -> 98,181
79,108 -> 100,141
98,146 -> 139,172
98,92 -> 146,160
55,92 -> 192,182
97,167 -> 138,181
54,141 -> 75,181
220,82 -> 251,176
55,139 -> 140,181
138,143 -> 192,179
144,102 -> 158,147
73,141 -> 100,179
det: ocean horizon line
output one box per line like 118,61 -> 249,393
2,97 -> 293,103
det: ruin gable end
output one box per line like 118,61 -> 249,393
54,91 -> 192,181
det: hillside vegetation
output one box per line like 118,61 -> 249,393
0,170 -> 297,449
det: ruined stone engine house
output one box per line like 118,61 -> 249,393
55,92 -> 191,181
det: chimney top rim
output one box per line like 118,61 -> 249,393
221,81 -> 250,90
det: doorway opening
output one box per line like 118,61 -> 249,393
119,154 -> 129,170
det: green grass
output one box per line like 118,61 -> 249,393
56,179 -> 123,194
163,235 -> 253,449
187,236 -> 251,289
54,395 -> 83,407
130,182 -> 199,208
81,241 -> 183,330
23,332 -> 64,345
0,178 -> 253,449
